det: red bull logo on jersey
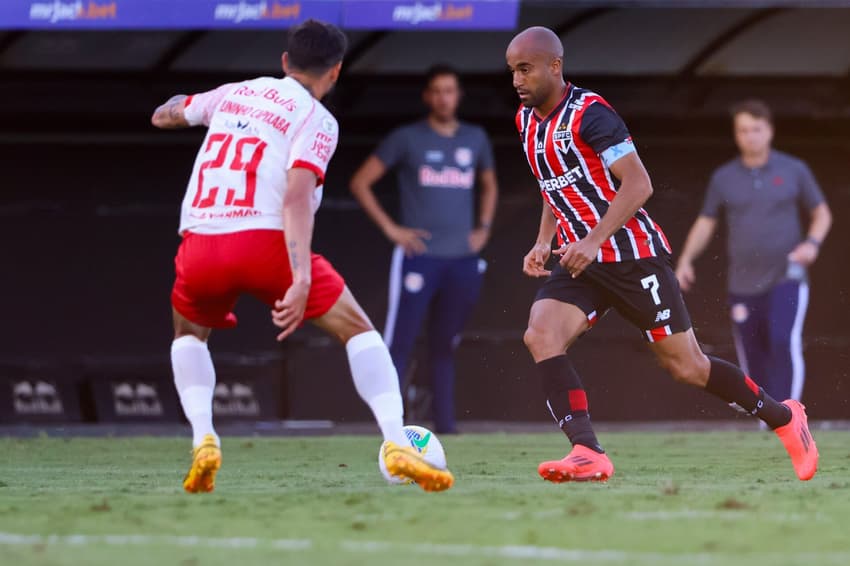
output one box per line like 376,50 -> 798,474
233,85 -> 297,112
214,1 -> 301,23
419,166 -> 474,189
29,1 -> 116,22
392,2 -> 474,25
537,165 -> 585,192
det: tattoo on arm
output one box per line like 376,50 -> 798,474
152,94 -> 188,129
288,241 -> 299,271
167,103 -> 182,123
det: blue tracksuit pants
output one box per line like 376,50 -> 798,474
383,246 -> 484,433
729,280 -> 809,402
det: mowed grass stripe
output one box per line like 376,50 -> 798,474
0,432 -> 849,566
2,532 -> 850,566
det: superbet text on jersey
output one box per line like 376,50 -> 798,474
179,76 -> 339,235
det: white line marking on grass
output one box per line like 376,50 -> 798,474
2,532 -> 849,564
332,540 -> 641,562
0,532 -> 312,551
626,510 -> 744,520
623,510 -> 817,522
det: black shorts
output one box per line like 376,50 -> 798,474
535,254 -> 691,342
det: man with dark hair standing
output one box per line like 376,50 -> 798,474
151,20 -> 454,493
677,99 -> 831,406
506,26 -> 818,483
350,65 -> 498,434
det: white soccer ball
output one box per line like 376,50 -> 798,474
378,425 -> 447,485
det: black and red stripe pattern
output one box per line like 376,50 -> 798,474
516,84 -> 671,263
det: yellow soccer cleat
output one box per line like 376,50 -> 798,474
381,440 -> 454,492
183,434 -> 222,493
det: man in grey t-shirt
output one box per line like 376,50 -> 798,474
677,100 -> 832,403
350,65 -> 499,433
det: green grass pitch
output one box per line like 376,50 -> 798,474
1,431 -> 849,566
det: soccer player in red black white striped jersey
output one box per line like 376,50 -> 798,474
506,26 -> 818,483
151,20 -> 453,493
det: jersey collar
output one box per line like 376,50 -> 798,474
532,83 -> 572,123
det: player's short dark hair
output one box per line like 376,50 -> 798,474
424,64 -> 461,90
286,19 -> 347,75
730,99 -> 773,125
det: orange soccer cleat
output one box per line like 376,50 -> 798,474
538,444 -> 614,483
381,441 -> 454,492
183,434 -> 222,493
774,400 -> 818,481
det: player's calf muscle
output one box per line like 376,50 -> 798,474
653,343 -> 710,386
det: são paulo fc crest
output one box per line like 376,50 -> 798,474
454,147 -> 473,167
554,138 -> 572,153
553,122 -> 572,152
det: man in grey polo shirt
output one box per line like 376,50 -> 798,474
676,99 -> 832,404
350,64 -> 498,433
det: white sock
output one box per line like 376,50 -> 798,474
346,330 -> 407,445
171,335 -> 219,447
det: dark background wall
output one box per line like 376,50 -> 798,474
3,2 -> 850,421
2,72 -> 848,422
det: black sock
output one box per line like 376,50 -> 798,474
536,355 -> 604,453
704,356 -> 791,429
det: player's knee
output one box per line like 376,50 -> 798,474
335,315 -> 374,343
523,326 -> 540,351
172,311 -> 210,342
523,326 -> 563,360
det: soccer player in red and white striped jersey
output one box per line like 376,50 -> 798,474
506,26 -> 817,483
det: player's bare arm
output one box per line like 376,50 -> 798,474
788,202 -> 832,267
523,202 -> 557,278
556,152 -> 653,278
675,215 -> 718,291
272,167 -> 317,341
350,155 -> 431,256
151,95 -> 190,129
469,168 -> 499,253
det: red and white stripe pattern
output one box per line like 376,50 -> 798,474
645,325 -> 673,343
516,85 -> 671,263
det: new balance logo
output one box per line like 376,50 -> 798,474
654,309 -> 671,323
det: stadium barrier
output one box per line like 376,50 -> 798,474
0,363 -> 83,423
0,357 -> 284,424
